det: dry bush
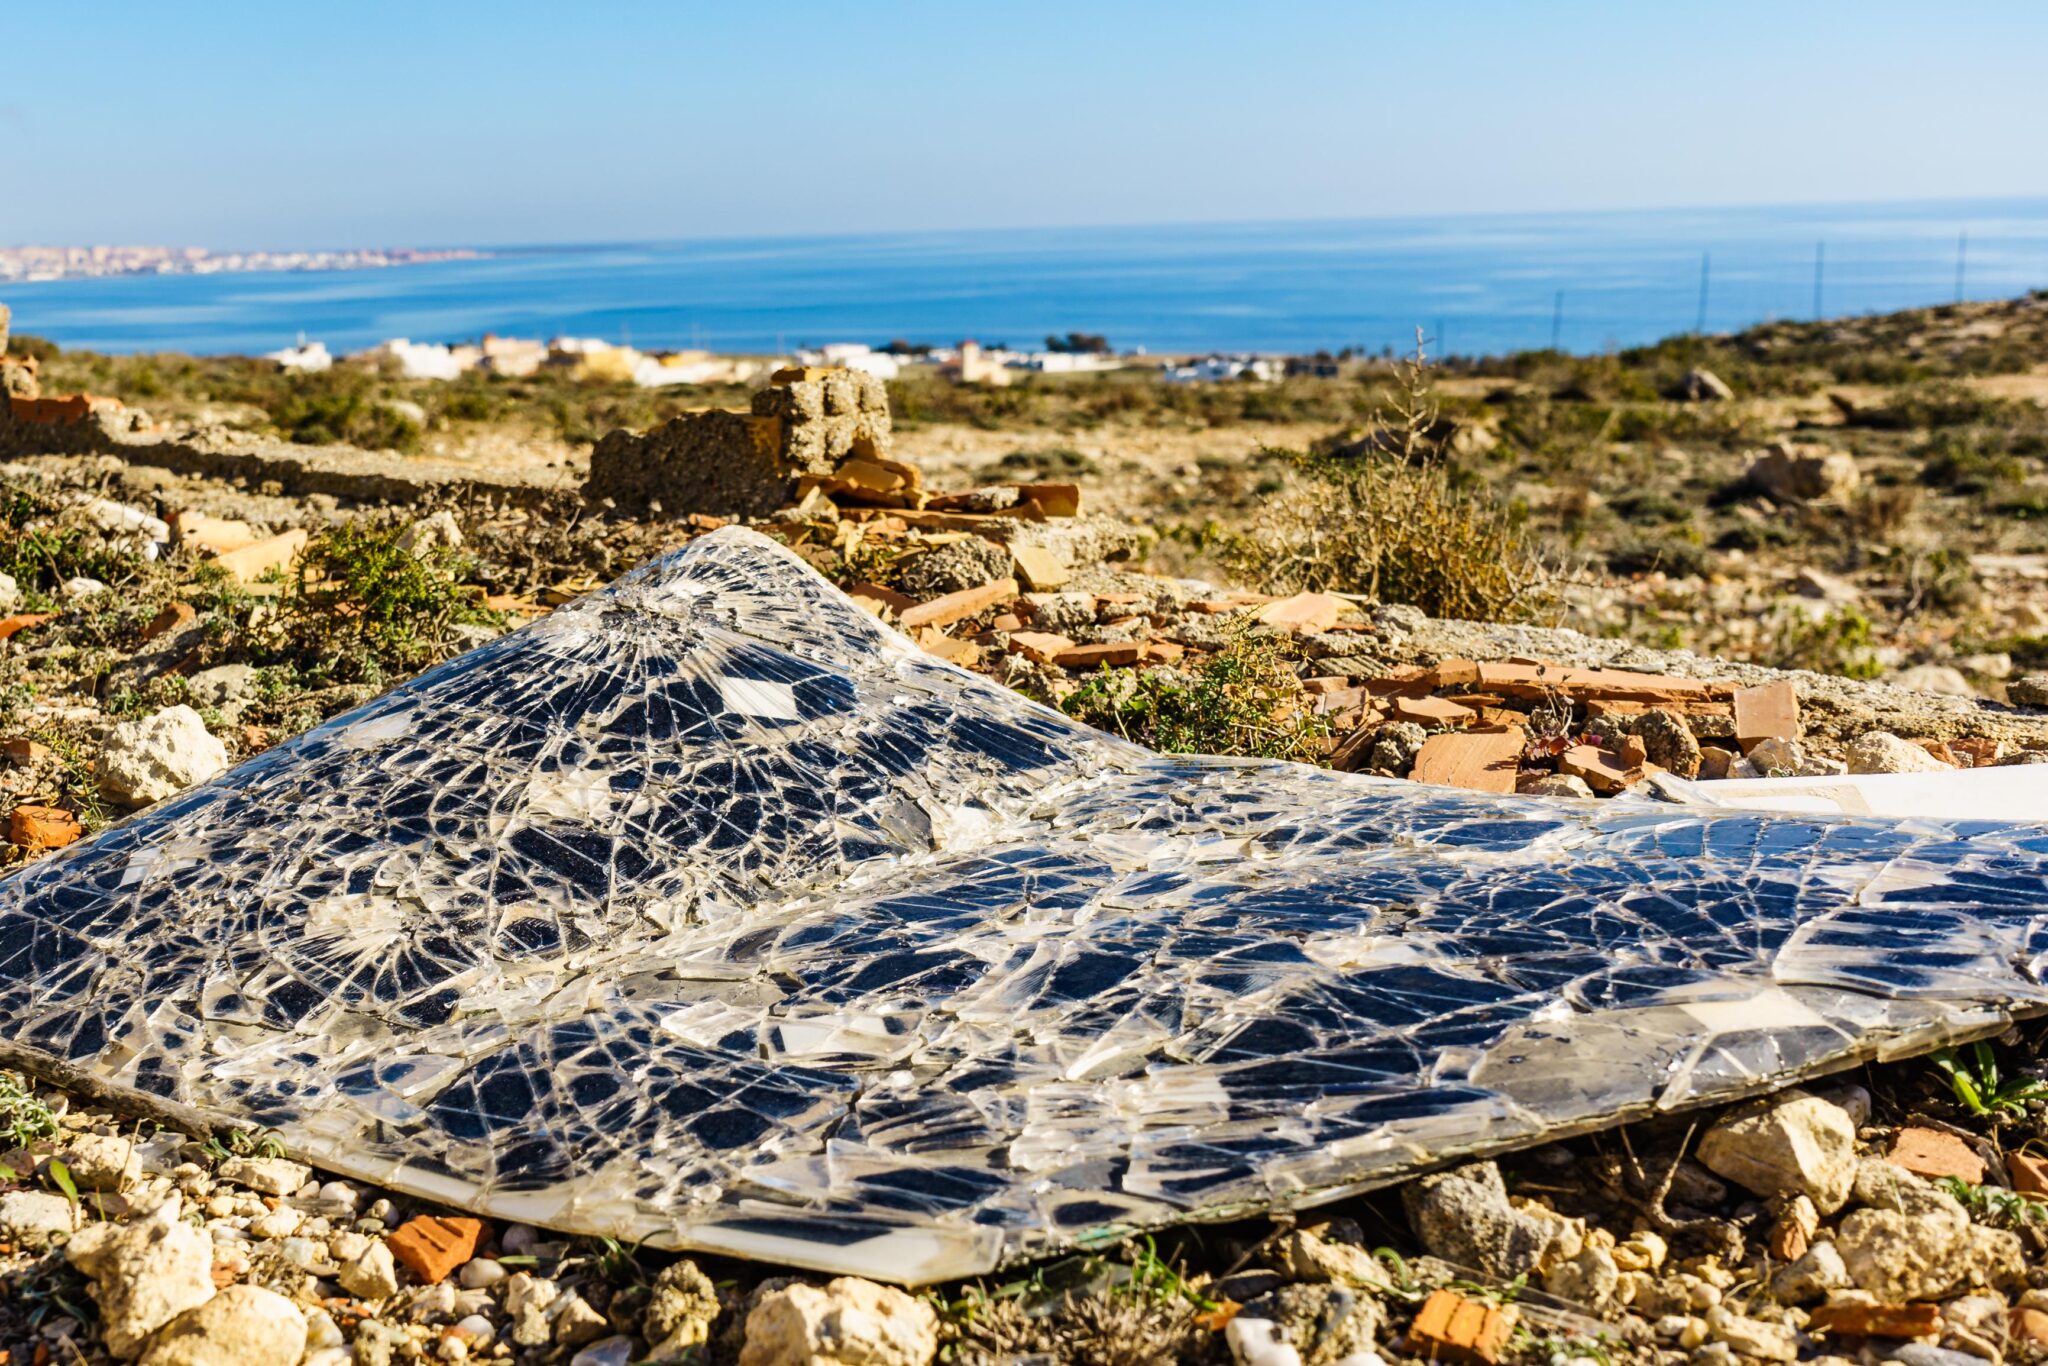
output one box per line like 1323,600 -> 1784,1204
1227,333 -> 1551,623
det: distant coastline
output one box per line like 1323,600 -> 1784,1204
5,198 -> 2044,358
0,244 -> 487,284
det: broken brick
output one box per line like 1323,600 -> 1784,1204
8,805 -> 81,852
1004,631 -> 1076,664
1015,482 -> 1081,517
385,1216 -> 484,1285
1733,680 -> 1800,749
897,577 -> 1018,630
1887,1126 -> 1987,1184
2,738 -> 49,764
1009,542 -> 1071,591
2009,1151 -> 2048,1197
171,510 -> 260,554
0,614 -> 56,642
1051,642 -> 1147,670
914,629 -> 982,667
1388,695 -> 1478,727
1558,744 -> 1643,794
2016,1306 -> 2048,1347
1409,1288 -> 1517,1365
1410,726 -> 1528,794
141,601 -> 197,643
1253,591 -> 1347,634
1806,1302 -> 1942,1340
847,582 -> 915,619
212,529 -> 309,585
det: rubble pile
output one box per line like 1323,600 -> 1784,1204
10,1034 -> 2048,1365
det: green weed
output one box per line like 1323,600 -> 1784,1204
1933,1041 -> 2048,1117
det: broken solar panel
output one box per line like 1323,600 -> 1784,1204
2,526 -> 2046,1282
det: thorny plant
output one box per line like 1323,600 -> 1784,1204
939,1238 -> 1213,1366
0,1070 -> 60,1151
1062,624 -> 1328,764
199,1126 -> 290,1163
1226,331 -> 1551,622
1932,1041 -> 2048,1118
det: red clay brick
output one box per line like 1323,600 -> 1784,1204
386,1215 -> 484,1284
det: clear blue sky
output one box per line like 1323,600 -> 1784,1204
5,1 -> 2044,249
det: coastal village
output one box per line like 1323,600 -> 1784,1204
4,290 -> 2048,1366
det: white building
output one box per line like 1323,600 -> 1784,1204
263,340 -> 332,374
797,343 -> 901,381
1161,354 -> 1284,384
354,338 -> 467,381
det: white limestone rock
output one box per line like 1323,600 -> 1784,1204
65,1193 -> 216,1359
138,1284 -> 307,1366
740,1277 -> 939,1366
97,705 -> 230,808
1696,1089 -> 1857,1213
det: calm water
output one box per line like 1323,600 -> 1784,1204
11,198 -> 2048,359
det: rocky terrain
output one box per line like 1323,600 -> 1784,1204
3,295 -> 2048,1363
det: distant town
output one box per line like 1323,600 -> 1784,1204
260,333 -> 1290,388
0,244 -> 487,283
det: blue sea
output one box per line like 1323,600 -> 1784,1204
10,198 -> 2048,360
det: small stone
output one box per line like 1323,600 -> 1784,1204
1403,1162 -> 1572,1280
247,1206 -> 303,1239
1629,709 -> 1703,778
57,1132 -> 141,1191
397,509 -> 464,556
1697,1088 -> 1857,1212
450,1313 -> 495,1346
0,1189 -> 78,1246
1835,1205 -> 2021,1302
1705,1306 -> 1798,1361
457,1257 -> 506,1289
2009,674 -> 2048,708
1238,1282 -> 1383,1365
1847,732 -> 1952,775
740,1277 -> 939,1366
215,1155 -> 310,1197
62,575 -> 108,599
1518,773 -> 1596,798
138,1284 -> 307,1366
1771,1242 -> 1849,1303
1893,665 -> 1975,698
186,664 -> 259,709
1544,1243 -> 1621,1310
554,1291 -> 610,1349
644,1257 -> 722,1351
65,1193 -> 217,1358
1271,1228 -> 1400,1293
570,1339 -> 637,1366
339,1239 -> 401,1300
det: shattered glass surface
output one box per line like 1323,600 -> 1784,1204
3,527 -> 2046,1282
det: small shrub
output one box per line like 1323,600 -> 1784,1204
1759,607 -> 1883,679
1606,535 -> 1711,579
1062,628 -> 1326,763
1227,337 -> 1549,622
267,371 -> 423,452
269,520 -> 500,682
